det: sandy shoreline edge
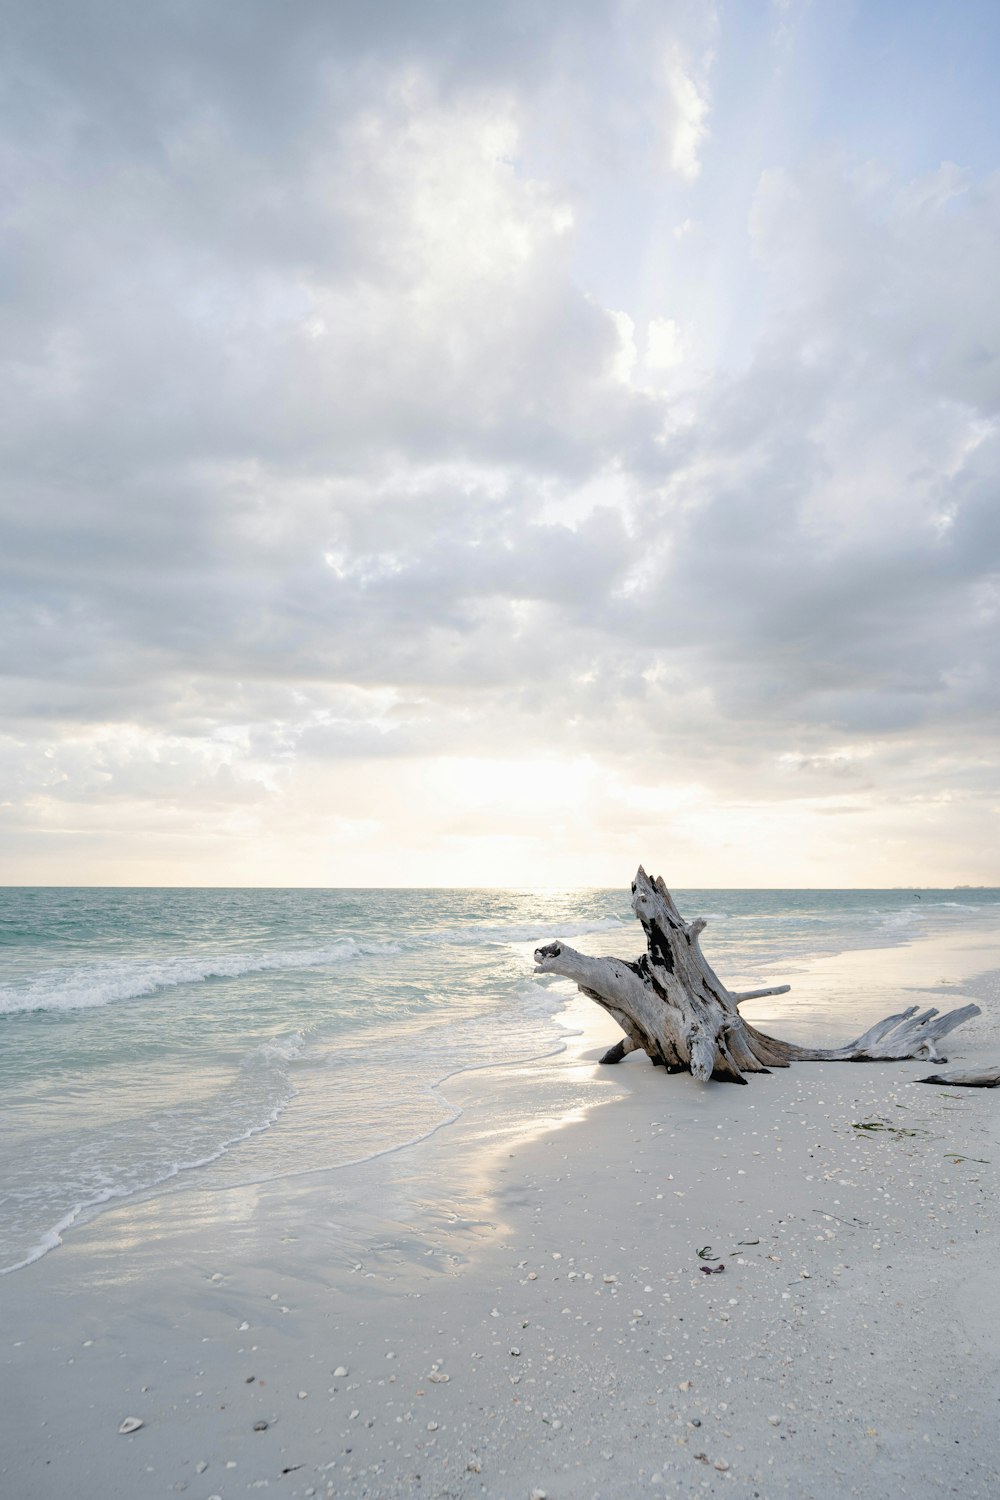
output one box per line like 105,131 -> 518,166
2,926 -> 999,1500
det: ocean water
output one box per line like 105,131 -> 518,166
2,885 -> 999,1276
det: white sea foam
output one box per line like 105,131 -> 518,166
0,942 -> 368,1016
875,910 -> 926,937
196,982 -> 581,1196
248,1031 -> 307,1064
0,1097 -> 292,1276
0,916 -> 627,1019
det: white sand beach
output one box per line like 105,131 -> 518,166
2,927 -> 999,1500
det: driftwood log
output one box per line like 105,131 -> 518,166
916,1066 -> 1000,1088
533,868 -> 981,1085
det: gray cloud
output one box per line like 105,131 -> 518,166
2,2 -> 998,882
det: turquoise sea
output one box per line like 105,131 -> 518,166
2,885 -> 999,1276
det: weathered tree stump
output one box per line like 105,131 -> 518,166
533,868 -> 981,1085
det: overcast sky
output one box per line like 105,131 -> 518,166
2,0 -> 999,887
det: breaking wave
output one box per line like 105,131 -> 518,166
0,943 -> 366,1017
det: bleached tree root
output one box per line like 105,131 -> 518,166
533,867 -> 982,1086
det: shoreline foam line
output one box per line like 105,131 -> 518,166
0,980 -> 585,1276
0,1096 -> 295,1277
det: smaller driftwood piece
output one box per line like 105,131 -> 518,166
533,867 -> 982,1086
916,1066 -> 1000,1088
